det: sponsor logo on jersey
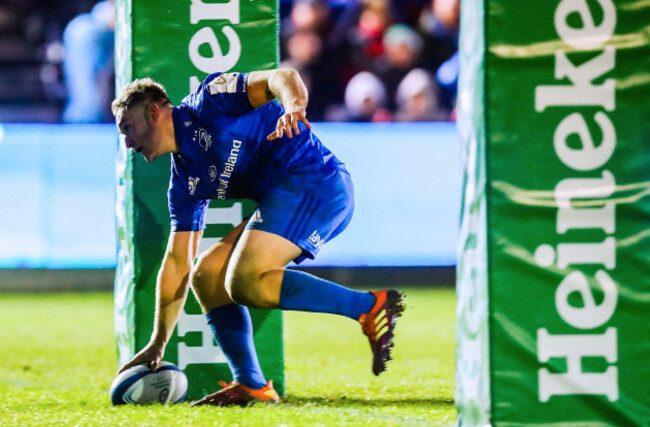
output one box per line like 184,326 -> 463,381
188,176 -> 200,195
216,139 -> 242,200
308,230 -> 324,250
208,165 -> 217,182
193,128 -> 212,151
251,210 -> 263,223
208,73 -> 239,94
184,121 -> 192,127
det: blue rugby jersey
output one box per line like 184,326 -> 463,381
168,72 -> 345,232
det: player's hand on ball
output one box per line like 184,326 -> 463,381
117,340 -> 165,374
267,108 -> 311,140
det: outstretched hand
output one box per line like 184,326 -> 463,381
267,109 -> 311,140
117,340 -> 165,374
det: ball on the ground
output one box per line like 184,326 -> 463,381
109,362 -> 188,405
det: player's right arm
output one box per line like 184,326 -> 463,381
246,68 -> 311,140
117,230 -> 202,374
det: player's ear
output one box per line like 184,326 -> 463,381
146,102 -> 160,121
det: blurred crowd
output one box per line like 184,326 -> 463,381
279,0 -> 459,122
0,0 -> 112,123
0,0 -> 458,124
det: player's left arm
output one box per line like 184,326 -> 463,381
246,68 -> 312,140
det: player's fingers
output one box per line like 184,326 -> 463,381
282,114 -> 294,138
149,358 -> 159,372
117,359 -> 138,374
276,116 -> 287,138
301,117 -> 312,129
291,115 -> 301,136
266,131 -> 277,140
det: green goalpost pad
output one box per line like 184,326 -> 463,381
113,0 -> 283,399
456,0 -> 650,424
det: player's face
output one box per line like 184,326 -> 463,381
117,105 -> 161,162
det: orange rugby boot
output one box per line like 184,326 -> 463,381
358,289 -> 405,375
190,380 -> 279,407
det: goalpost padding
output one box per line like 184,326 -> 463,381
113,0 -> 283,399
456,0 -> 650,424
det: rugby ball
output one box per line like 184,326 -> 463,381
109,362 -> 188,405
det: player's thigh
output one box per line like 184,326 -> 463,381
190,220 -> 248,311
227,229 -> 302,282
246,169 -> 354,264
225,229 -> 302,306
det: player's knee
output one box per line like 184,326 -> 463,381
189,256 -> 209,290
188,267 -> 203,292
189,254 -> 223,303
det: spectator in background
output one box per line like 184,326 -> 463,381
394,68 -> 447,122
281,0 -> 343,121
421,0 -> 460,115
349,0 -> 392,64
432,0 -> 460,34
62,0 -> 114,123
281,29 -> 331,120
417,0 -> 458,73
342,71 -> 391,122
436,51 -> 458,115
372,23 -> 423,113
284,0 -> 331,35
282,30 -> 323,90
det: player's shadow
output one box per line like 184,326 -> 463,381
283,395 -> 454,409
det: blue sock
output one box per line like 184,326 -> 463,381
205,304 -> 267,389
279,269 -> 376,320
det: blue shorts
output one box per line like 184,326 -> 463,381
245,167 -> 354,264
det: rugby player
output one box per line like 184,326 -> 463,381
112,68 -> 404,406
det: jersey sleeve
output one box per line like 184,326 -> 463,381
181,72 -> 253,117
168,173 -> 209,232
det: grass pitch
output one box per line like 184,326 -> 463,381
0,287 -> 455,426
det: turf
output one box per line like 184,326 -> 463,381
0,287 -> 456,426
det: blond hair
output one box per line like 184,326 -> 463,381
111,78 -> 171,117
